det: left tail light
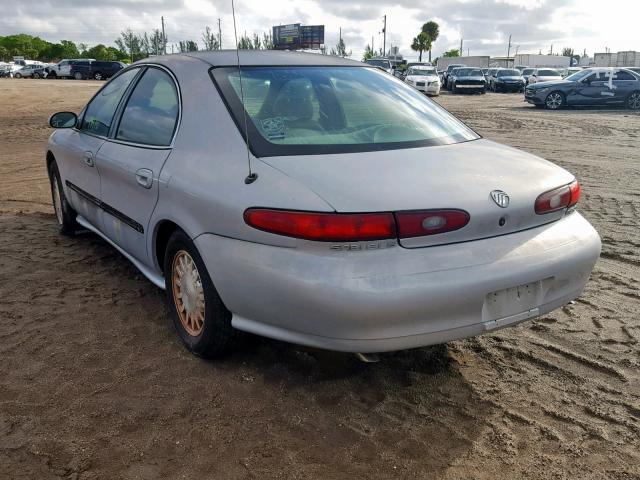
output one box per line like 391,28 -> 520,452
243,209 -> 396,242
535,180 -> 580,214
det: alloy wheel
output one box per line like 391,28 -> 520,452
546,92 -> 563,109
94,73 -> 102,80
172,250 -> 205,337
628,92 -> 640,110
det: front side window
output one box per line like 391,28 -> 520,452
212,66 -> 478,157
80,68 -> 140,137
116,67 -> 179,146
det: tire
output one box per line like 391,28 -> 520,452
164,230 -> 238,358
14,73 -> 21,78
33,72 -> 40,79
48,71 -> 57,79
48,161 -> 79,236
451,83 -> 457,94
93,71 -> 103,80
626,91 -> 640,110
545,91 -> 565,110
74,72 -> 83,80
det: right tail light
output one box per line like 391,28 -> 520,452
535,180 -> 580,214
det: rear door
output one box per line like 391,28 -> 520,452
611,69 -> 638,103
62,67 -> 142,228
97,66 -> 180,264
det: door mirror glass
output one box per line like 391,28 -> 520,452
49,111 -> 77,128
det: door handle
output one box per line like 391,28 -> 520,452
135,168 -> 154,189
83,151 -> 95,167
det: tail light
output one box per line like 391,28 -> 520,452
395,210 -> 470,238
535,180 -> 580,214
243,209 -> 395,242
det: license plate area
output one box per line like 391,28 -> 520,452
483,280 -> 544,322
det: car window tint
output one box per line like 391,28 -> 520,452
80,68 -> 140,137
116,68 -> 179,146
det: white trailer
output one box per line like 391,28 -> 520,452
437,56 -> 490,70
514,54 -> 570,68
615,51 -> 640,67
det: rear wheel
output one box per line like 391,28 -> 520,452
47,71 -> 57,79
93,71 -> 103,80
48,161 -> 79,236
626,91 -> 640,110
545,91 -> 565,110
33,72 -> 40,79
164,231 -> 238,358
74,72 -> 83,80
14,73 -> 22,78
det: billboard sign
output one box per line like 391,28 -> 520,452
273,24 -> 324,50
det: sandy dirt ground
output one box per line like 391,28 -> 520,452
0,78 -> 638,479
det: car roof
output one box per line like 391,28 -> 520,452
139,50 -> 366,69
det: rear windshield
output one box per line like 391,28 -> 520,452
212,66 -> 478,157
497,69 -> 521,76
538,69 -> 560,76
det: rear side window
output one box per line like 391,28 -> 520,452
80,68 -> 140,137
614,70 -> 635,81
116,67 -> 179,146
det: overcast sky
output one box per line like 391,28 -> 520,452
1,0 -> 636,61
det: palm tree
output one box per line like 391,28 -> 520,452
411,32 -> 430,62
421,21 -> 440,63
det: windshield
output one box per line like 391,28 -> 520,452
212,66 -> 479,157
538,69 -> 560,76
366,60 -> 391,69
447,65 -> 463,72
407,68 -> 436,76
456,68 -> 483,77
522,69 -> 534,75
497,69 -> 521,77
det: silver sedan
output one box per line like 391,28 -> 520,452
46,51 -> 601,357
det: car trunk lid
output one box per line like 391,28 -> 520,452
259,139 -> 574,248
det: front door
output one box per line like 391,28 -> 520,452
98,66 -> 179,265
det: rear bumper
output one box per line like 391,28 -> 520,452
195,212 -> 600,352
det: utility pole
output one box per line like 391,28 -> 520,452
161,16 -> 166,55
507,34 -> 512,66
460,38 -> 463,56
382,15 -> 386,57
218,18 -> 222,49
372,35 -> 374,54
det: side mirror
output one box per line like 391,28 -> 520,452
582,77 -> 591,84
49,112 -> 77,129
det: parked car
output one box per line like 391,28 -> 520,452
404,65 -> 440,96
443,64 -> 465,89
491,69 -> 525,92
521,68 -> 535,84
448,67 -> 486,93
13,64 -> 46,78
47,59 -> 95,79
365,58 -> 393,74
528,68 -> 562,85
626,67 -> 640,76
46,52 -> 600,358
485,68 -> 499,88
525,67 -> 640,110
71,60 -> 126,80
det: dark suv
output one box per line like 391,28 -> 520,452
70,61 -> 125,80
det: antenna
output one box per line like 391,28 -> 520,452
231,0 -> 257,184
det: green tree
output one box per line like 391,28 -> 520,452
262,32 -> 273,50
148,29 -> 166,55
421,21 -> 439,63
202,26 -> 220,51
115,29 -> 144,62
0,45 -> 8,61
178,40 -> 198,52
443,48 -> 460,57
252,33 -> 262,50
237,35 -> 253,50
411,32 -> 430,62
362,44 -> 374,61
330,37 -> 350,57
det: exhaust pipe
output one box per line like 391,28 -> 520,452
354,352 -> 380,363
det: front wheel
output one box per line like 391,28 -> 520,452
33,72 -> 40,79
545,91 -> 565,110
164,231 -> 238,358
48,161 -> 79,235
14,73 -> 21,78
74,72 -> 83,80
626,91 -> 640,110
